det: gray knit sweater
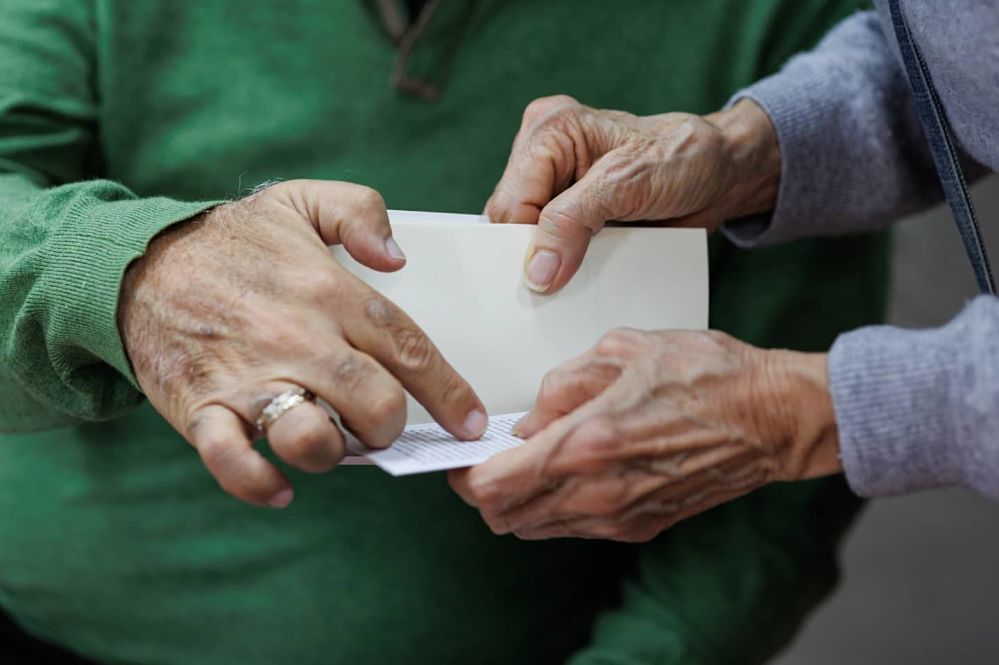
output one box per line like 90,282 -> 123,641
725,0 -> 999,499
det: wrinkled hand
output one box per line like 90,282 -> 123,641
486,96 -> 780,293
119,180 -> 487,508
450,329 -> 839,542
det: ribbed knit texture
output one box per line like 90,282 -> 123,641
723,1 -> 999,498
42,192 -> 217,383
831,296 -> 999,498
724,9 -> 940,248
3,180 -> 216,428
830,318 -> 964,495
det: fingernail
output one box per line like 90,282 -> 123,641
463,409 -> 488,439
268,487 -> 294,508
385,236 -> 407,261
511,414 -> 528,438
525,250 -> 559,292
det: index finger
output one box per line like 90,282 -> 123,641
339,281 -> 488,441
452,406 -> 587,515
459,373 -> 637,512
516,349 -> 622,438
485,97 -> 584,225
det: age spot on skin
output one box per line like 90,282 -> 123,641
364,296 -> 397,328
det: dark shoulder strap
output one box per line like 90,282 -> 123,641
888,0 -> 995,295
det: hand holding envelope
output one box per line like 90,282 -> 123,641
334,211 -> 708,476
440,94 -> 836,542
447,327 -> 832,542
340,212 -> 838,543
338,94 -> 836,543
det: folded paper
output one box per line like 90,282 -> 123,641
331,210 -> 709,473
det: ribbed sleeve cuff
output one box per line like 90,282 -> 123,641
828,323 -> 964,498
40,185 -> 220,387
720,69 -> 839,249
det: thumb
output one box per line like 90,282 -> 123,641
523,156 -> 623,294
278,179 -> 407,273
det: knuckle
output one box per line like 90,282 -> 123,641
596,327 -> 642,356
701,329 -> 733,348
184,413 -> 209,445
367,389 -> 407,429
538,369 -> 564,401
355,186 -> 387,214
275,178 -> 303,192
394,326 -> 437,373
567,416 -> 621,463
324,352 -> 371,391
483,193 -> 506,222
671,115 -> 722,155
304,268 -> 344,304
521,138 -> 563,177
523,95 -> 578,124
673,115 -> 706,142
480,511 -> 507,535
699,123 -> 726,153
677,114 -> 702,134
446,470 -> 470,499
255,179 -> 290,201
539,205 -> 588,241
633,524 -> 662,543
365,295 -> 444,375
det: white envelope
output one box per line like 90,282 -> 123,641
330,211 -> 708,424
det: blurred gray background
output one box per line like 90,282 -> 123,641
775,176 -> 999,664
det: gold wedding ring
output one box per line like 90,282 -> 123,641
255,387 -> 315,434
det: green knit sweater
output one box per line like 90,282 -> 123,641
0,1 -> 884,663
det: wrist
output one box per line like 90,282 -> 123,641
704,99 -> 781,221
762,349 -> 842,482
117,206 -> 219,367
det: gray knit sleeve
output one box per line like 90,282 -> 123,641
721,10 -> 943,247
829,295 -> 999,499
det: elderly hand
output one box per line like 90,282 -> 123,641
449,329 -> 840,542
118,180 -> 487,508
486,96 -> 780,293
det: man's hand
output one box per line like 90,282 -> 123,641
486,96 -> 780,293
118,180 -> 487,508
449,329 -> 839,541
